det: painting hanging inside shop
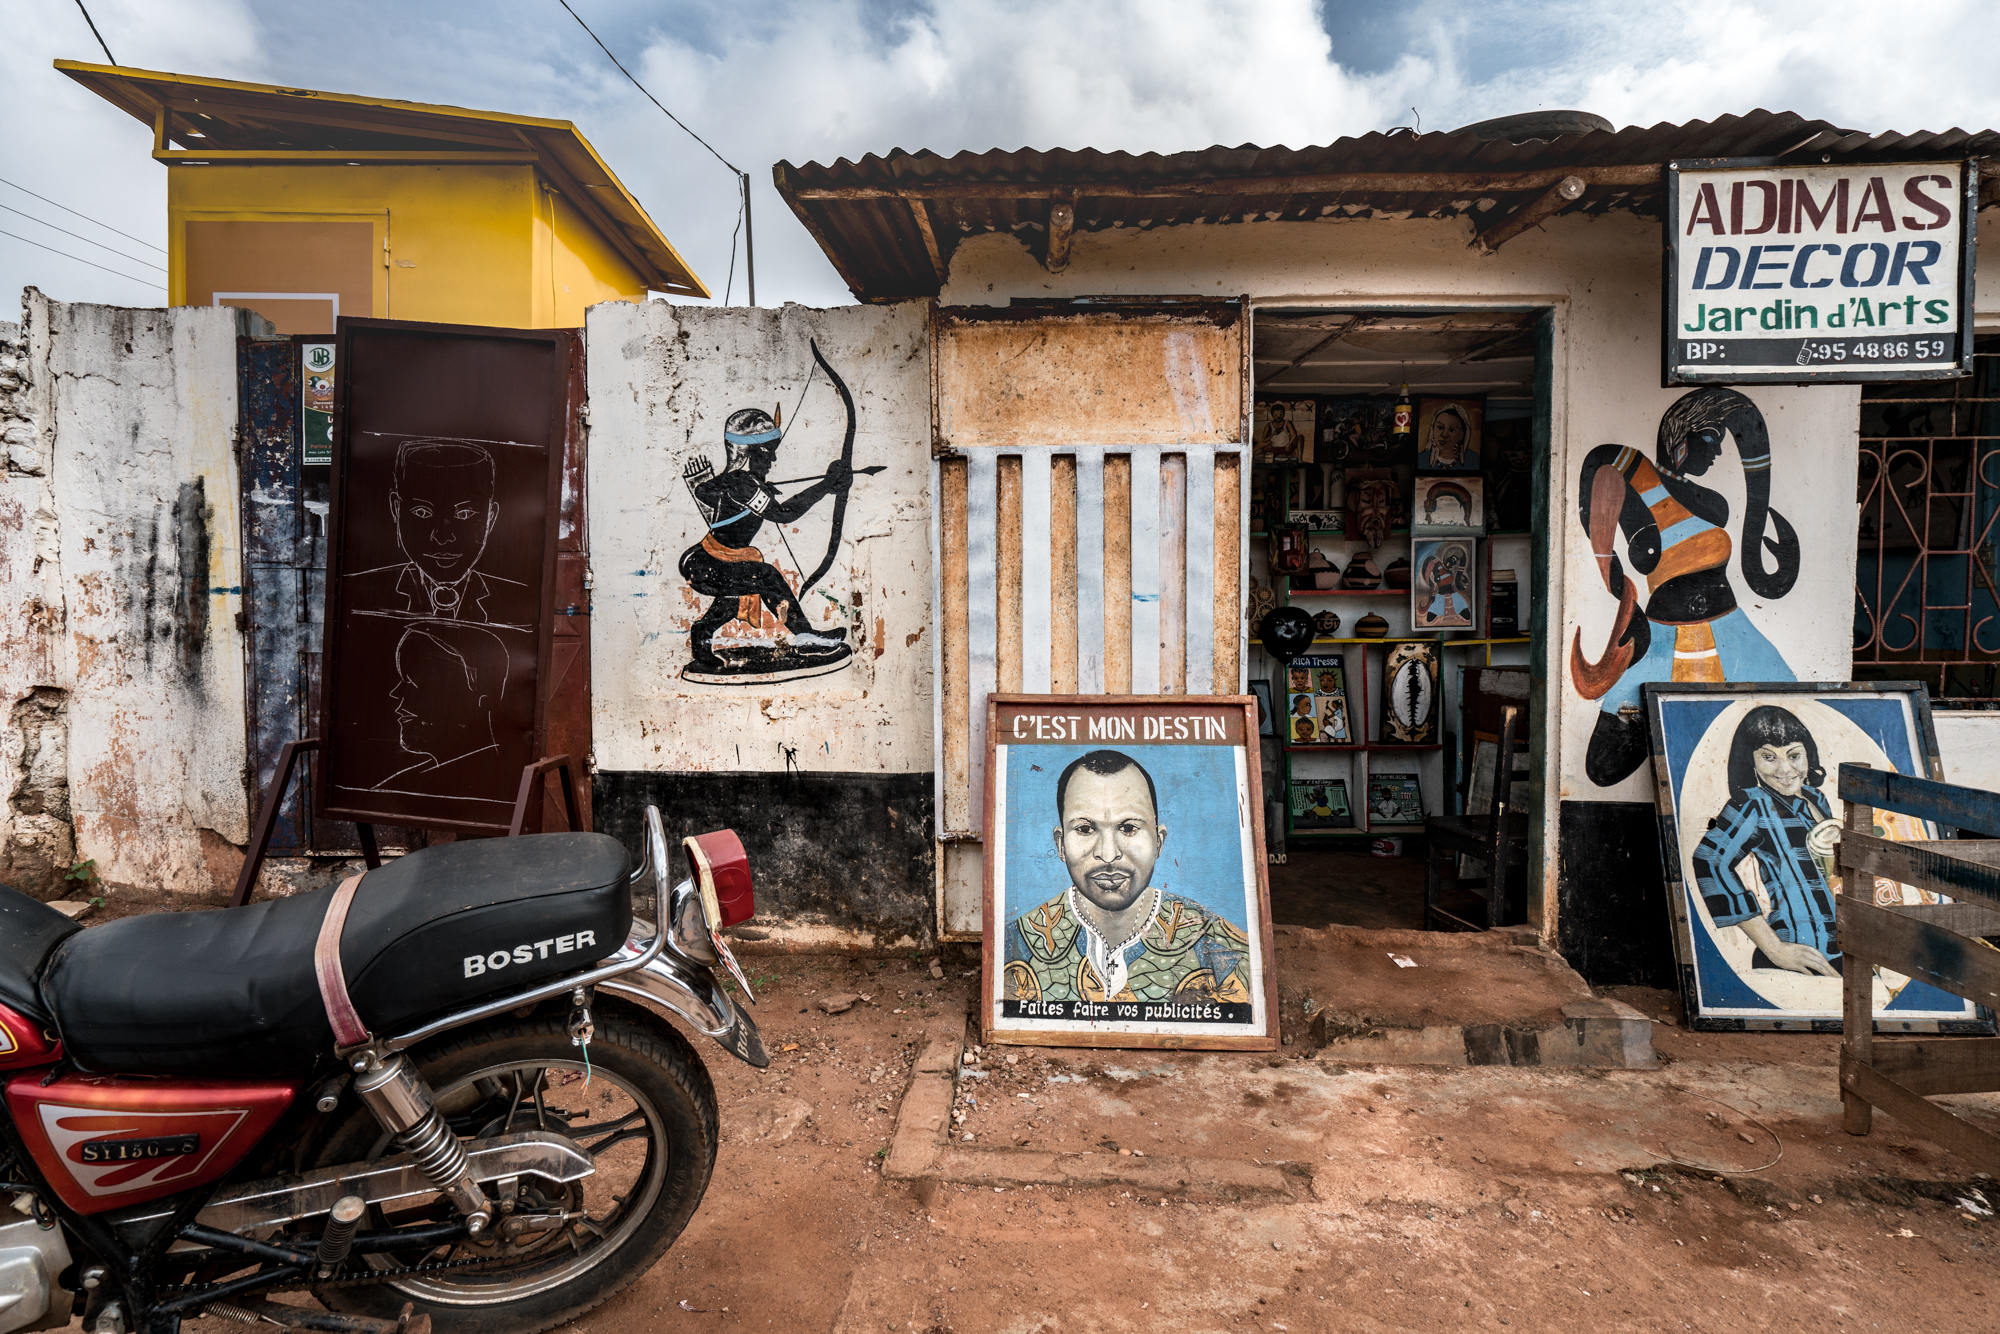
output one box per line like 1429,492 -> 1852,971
1253,398 -> 1315,463
1381,641 -> 1440,744
983,695 -> 1278,1050
1642,681 -> 1989,1033
1289,778 -> 1353,830
1412,538 -> 1477,630
678,340 -> 878,687
1318,395 -> 1394,463
1286,654 -> 1351,745
1365,773 -> 1424,825
1416,397 -> 1484,473
1413,476 -> 1484,535
1572,388 -> 1802,788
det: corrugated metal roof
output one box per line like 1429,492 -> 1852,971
58,60 -> 708,297
776,110 -> 2000,304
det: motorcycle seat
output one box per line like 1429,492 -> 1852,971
40,833 -> 633,1077
0,885 -> 82,1027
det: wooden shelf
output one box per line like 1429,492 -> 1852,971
1286,589 -> 1404,597
1286,743 -> 1364,752
1283,741 -> 1442,753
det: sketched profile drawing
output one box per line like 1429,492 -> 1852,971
346,439 -> 526,625
370,621 -> 510,792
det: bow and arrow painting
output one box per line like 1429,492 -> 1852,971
678,339 -> 885,686
1571,387 -> 1802,787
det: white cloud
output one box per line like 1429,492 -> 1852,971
7,0 -> 2000,314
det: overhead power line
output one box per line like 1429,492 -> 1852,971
0,228 -> 165,290
0,203 -> 165,272
0,177 -> 166,253
555,0 -> 755,305
73,0 -> 116,65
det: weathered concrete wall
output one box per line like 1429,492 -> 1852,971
586,301 -> 934,946
943,212 -> 1862,983
0,290 -> 249,898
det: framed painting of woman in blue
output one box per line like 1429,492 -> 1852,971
1643,681 -> 1992,1034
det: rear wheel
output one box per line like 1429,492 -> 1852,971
307,1008 -> 716,1334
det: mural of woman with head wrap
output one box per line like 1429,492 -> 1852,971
1572,388 -> 1800,786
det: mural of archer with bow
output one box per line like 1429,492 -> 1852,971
679,340 -> 884,685
1571,387 -> 1801,786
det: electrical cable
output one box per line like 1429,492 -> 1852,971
0,176 -> 166,252
0,203 -> 165,271
722,195 -> 743,305
555,0 -> 739,175
0,228 -> 165,289
73,0 -> 116,65
555,0 -> 752,302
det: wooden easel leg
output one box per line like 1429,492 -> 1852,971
231,738 -> 318,908
357,822 -> 382,871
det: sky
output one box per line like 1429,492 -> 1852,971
7,0 -> 2000,314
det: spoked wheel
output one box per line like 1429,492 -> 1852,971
308,1009 -> 717,1334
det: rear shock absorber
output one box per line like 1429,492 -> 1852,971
351,1052 -> 493,1235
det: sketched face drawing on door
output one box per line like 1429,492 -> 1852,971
372,621 -> 509,792
345,439 -> 526,625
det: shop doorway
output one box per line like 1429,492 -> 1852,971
1248,308 -> 1551,930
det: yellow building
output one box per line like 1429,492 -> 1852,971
60,61 -> 707,334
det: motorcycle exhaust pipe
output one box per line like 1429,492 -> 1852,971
351,1052 -> 492,1235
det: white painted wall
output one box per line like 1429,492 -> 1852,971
943,210 -> 1865,922
1936,715 -> 2000,794
0,290 -> 249,895
586,301 -> 934,776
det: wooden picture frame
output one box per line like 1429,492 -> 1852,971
982,694 -> 1279,1051
317,318 -> 578,834
1642,680 -> 1994,1034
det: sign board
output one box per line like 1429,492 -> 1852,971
317,318 -> 579,834
301,340 -> 335,466
1664,159 -> 1977,384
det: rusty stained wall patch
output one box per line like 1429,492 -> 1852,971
935,305 -> 1244,452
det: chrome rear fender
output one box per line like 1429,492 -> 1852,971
599,918 -> 768,1069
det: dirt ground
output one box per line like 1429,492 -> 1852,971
53,888 -> 1992,1332
510,954 -> 1999,1334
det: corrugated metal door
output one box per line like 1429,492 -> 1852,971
931,300 -> 1250,937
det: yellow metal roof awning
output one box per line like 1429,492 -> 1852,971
58,59 -> 708,297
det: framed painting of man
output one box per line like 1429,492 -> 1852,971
983,695 -> 1279,1050
1643,681 -> 1993,1034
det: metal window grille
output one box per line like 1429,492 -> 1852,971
1853,340 -> 2000,705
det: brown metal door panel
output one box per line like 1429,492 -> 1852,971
317,319 -> 583,835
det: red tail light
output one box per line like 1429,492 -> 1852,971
683,829 -> 755,928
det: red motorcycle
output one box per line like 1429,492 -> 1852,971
0,808 -> 764,1334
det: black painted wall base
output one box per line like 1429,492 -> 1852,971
594,770 -> 935,947
1556,800 -> 1677,990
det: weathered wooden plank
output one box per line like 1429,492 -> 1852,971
1865,1037 -> 2000,1096
1843,793 -> 1876,1134
792,164 -> 1665,203
1211,451 -> 1242,693
1130,450 -> 1162,695
1049,454 -> 1078,694
1020,450 -> 1052,694
1158,452 -> 1187,695
1884,839 -> 2000,868
996,455 -> 1024,694
1840,763 -> 2000,838
1182,446 -> 1215,696
939,457 -> 971,834
1842,830 -> 2000,908
1076,450 -> 1105,694
1841,1054 -> 2000,1173
966,451 -> 998,836
1103,455 -> 1133,694
1837,895 -> 2000,1008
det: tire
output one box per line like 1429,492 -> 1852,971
307,1006 -> 717,1334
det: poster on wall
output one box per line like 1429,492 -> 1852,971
1254,398 -> 1315,463
301,339 -> 335,467
983,695 -> 1278,1050
1643,681 -> 1992,1033
1665,159 -> 1976,384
